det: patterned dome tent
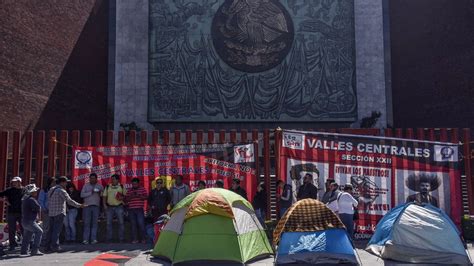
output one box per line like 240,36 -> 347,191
151,188 -> 272,264
273,199 -> 360,265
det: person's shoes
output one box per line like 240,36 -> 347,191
31,250 -> 44,256
20,251 -> 28,256
90,240 -> 98,244
50,247 -> 63,253
82,240 -> 89,245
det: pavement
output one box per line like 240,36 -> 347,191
1,241 -> 473,265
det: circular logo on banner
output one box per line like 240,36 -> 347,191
211,0 -> 294,73
75,150 -> 93,169
440,146 -> 454,160
76,151 -> 92,165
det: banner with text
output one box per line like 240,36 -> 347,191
279,130 -> 461,239
72,143 -> 257,200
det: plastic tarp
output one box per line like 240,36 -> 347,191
162,207 -> 187,234
366,203 -> 471,265
366,204 -> 407,255
276,229 -> 358,265
388,204 -> 470,264
232,202 -> 263,235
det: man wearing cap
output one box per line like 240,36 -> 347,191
44,176 -> 84,253
229,178 -> 247,200
148,177 -> 171,223
21,184 -> 43,256
0,176 -> 25,251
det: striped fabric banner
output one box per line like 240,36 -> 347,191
279,130 -> 461,239
72,143 -> 257,202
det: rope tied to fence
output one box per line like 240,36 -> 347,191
51,137 -> 73,148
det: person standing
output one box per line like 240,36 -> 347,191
170,175 -> 190,209
338,183 -> 358,240
277,180 -> 292,218
321,179 -> 335,204
20,184 -> 43,256
252,182 -> 267,226
44,176 -> 84,252
197,180 -> 206,191
125,178 -> 148,244
38,177 -> 55,248
102,174 -> 127,242
296,174 -> 318,201
229,178 -> 247,200
148,178 -> 171,223
80,173 -> 103,244
63,182 -> 81,243
215,179 -> 224,188
0,176 -> 25,251
326,182 -> 341,213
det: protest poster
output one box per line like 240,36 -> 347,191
279,129 -> 461,239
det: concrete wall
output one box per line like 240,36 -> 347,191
353,0 -> 391,128
110,0 -> 150,131
111,0 -> 391,130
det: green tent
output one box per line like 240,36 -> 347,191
151,188 -> 273,264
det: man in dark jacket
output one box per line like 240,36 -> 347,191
0,176 -> 25,251
148,178 -> 171,222
229,178 -> 247,200
252,182 -> 266,226
297,174 -> 318,201
21,184 -> 43,256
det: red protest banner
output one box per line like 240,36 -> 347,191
279,130 -> 461,239
72,143 -> 258,201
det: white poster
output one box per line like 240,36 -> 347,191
333,164 -> 391,215
395,170 -> 450,213
285,158 -> 329,201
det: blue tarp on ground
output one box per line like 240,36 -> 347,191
276,229 -> 358,265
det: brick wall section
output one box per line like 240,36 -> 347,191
0,1 -> 106,132
35,0 -> 109,131
390,0 -> 474,129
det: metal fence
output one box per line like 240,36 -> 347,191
0,128 -> 472,221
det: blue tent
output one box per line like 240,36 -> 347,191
273,199 -> 359,265
367,203 -> 471,264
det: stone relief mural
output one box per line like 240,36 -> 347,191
149,0 -> 356,122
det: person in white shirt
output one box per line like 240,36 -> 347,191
337,183 -> 358,239
326,182 -> 341,213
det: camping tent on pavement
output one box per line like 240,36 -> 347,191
367,202 -> 471,264
151,188 -> 272,265
273,199 -> 360,265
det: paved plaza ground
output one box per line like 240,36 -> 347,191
1,241 -> 473,265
